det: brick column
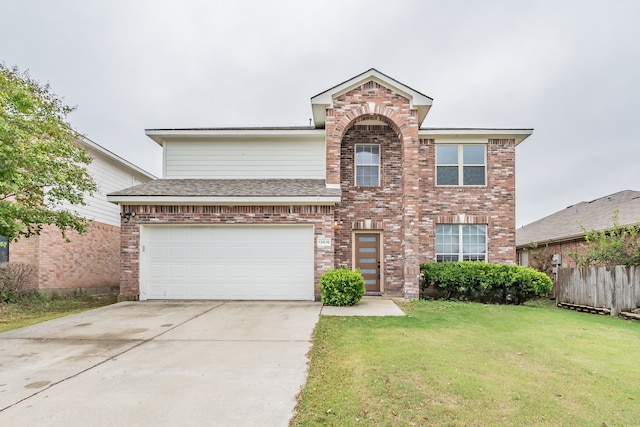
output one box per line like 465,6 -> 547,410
401,111 -> 421,299
325,108 -> 341,186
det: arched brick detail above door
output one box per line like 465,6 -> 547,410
325,81 -> 419,186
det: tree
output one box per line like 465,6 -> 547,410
0,64 -> 96,242
569,209 -> 640,267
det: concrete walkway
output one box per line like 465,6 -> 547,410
320,296 -> 406,316
0,301 -> 321,427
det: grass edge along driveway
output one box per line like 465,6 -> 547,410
291,299 -> 640,426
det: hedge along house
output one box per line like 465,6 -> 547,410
107,69 -> 532,301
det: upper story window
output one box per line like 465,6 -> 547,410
436,224 -> 487,262
355,144 -> 380,186
436,144 -> 486,186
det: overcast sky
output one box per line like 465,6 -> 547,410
2,0 -> 639,227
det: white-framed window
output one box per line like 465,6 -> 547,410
355,144 -> 380,187
436,144 -> 486,186
436,224 -> 487,262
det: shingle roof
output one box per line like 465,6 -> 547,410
108,179 -> 341,198
516,190 -> 640,247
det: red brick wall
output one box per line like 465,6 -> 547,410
418,138 -> 517,264
118,205 -> 334,300
335,124 -> 405,294
7,233 -> 40,289
518,240 -> 585,271
9,222 -> 120,293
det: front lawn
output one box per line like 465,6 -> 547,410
0,294 -> 117,333
292,299 -> 640,426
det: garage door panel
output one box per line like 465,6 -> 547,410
141,225 -> 314,300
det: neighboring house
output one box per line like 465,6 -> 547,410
7,137 -> 156,295
107,68 -> 532,301
516,190 -> 640,272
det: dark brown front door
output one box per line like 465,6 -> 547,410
355,233 -> 380,293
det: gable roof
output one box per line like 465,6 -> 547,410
107,179 -> 341,205
310,68 -> 433,128
516,190 -> 640,248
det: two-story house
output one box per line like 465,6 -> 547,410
107,69 -> 532,301
6,136 -> 155,295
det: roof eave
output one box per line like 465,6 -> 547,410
516,233 -> 586,249
106,195 -> 341,206
145,128 -> 325,146
420,128 -> 534,146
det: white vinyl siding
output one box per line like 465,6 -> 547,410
59,150 -> 152,227
140,225 -> 314,300
163,138 -> 325,179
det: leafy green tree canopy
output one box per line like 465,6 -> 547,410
0,64 -> 96,241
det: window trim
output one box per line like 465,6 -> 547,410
435,224 -> 488,262
354,143 -> 381,187
436,144 -> 487,186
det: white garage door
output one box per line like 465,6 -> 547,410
141,225 -> 314,300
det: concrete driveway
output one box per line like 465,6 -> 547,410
0,301 -> 322,426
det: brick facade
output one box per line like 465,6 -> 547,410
9,222 -> 120,294
418,138 -> 517,264
326,82 -> 422,298
118,205 -> 334,301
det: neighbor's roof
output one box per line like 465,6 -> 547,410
77,135 -> 157,180
516,190 -> 640,247
107,179 -> 341,205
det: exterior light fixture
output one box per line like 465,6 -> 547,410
121,211 -> 136,222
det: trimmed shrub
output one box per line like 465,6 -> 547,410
319,268 -> 366,306
420,261 -> 553,304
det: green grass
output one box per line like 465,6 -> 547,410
0,294 -> 117,333
292,299 -> 640,426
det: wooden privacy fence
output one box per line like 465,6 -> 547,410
556,266 -> 640,316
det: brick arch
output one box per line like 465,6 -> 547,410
338,112 -> 404,142
332,103 -> 408,141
